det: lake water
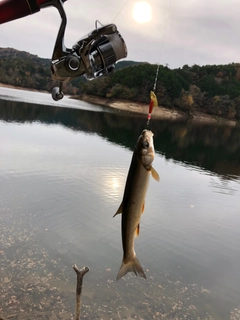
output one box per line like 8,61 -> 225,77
0,87 -> 240,320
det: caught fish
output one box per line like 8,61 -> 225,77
114,129 -> 160,280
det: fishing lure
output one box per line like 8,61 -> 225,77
147,91 -> 158,125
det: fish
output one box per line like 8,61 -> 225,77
114,129 -> 160,280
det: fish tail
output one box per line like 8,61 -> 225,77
116,257 -> 146,280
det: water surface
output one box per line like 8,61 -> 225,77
0,87 -> 240,319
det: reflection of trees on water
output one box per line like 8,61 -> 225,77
1,99 -> 240,179
152,120 -> 240,179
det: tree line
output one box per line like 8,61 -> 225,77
1,47 -> 240,120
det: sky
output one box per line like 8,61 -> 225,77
0,0 -> 239,69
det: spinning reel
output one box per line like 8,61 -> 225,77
50,0 -> 127,100
0,0 -> 127,100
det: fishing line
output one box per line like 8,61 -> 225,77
153,64 -> 160,92
157,0 -> 172,65
110,0 -> 172,128
112,0 -> 131,23
146,0 -> 172,127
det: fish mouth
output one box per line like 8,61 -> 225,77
141,130 -> 154,146
140,130 -> 155,166
143,140 -> 150,148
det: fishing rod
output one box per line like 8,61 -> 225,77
0,0 -> 128,101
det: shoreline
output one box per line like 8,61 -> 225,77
74,94 -> 238,127
0,82 -> 48,93
0,83 -> 238,126
76,94 -> 187,121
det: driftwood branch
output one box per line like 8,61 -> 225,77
72,264 -> 89,320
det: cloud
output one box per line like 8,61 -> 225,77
0,0 -> 239,68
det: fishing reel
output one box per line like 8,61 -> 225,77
50,0 -> 127,100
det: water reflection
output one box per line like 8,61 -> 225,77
1,91 -> 240,319
0,98 -> 240,180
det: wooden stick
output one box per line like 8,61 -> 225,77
72,264 -> 89,320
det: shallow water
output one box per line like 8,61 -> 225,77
0,87 -> 240,319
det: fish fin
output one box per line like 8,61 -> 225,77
116,256 -> 146,280
113,201 -> 123,217
135,224 -> 140,237
151,167 -> 160,181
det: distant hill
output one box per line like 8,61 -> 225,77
0,47 -> 139,94
0,47 -> 55,92
0,47 -> 49,64
115,60 -> 145,70
0,47 -> 240,121
79,62 -> 240,121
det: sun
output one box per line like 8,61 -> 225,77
132,1 -> 152,24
